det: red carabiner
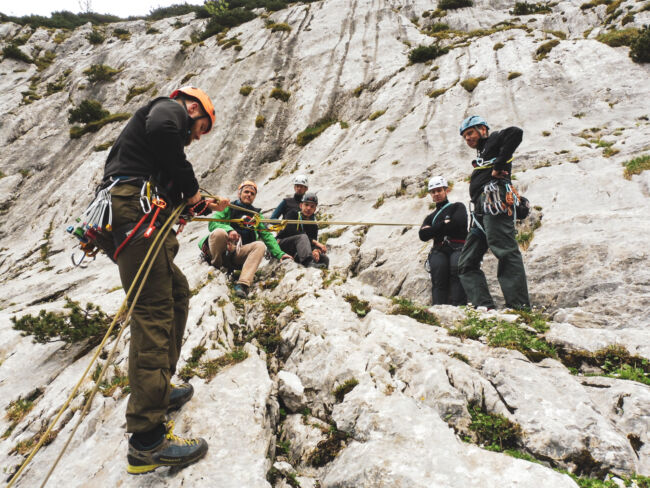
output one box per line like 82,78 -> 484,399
144,198 -> 167,238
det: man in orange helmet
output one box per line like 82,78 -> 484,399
102,86 -> 227,474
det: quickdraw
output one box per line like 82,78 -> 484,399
66,178 -> 120,266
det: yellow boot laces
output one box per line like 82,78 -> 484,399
165,421 -> 199,446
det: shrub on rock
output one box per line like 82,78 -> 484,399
630,26 -> 650,63
408,43 -> 449,63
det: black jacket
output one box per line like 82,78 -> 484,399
419,200 -> 468,246
276,209 -> 318,243
271,194 -> 302,219
229,199 -> 262,245
103,97 -> 199,204
469,126 -> 522,202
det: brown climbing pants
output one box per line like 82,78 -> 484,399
111,186 -> 189,433
207,228 -> 266,286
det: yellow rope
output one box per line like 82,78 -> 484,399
8,204 -> 184,488
37,204 -> 185,488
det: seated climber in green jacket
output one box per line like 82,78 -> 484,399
199,180 -> 292,298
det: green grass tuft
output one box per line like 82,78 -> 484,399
333,379 -> 359,402
535,39 -> 560,60
270,87 -> 291,102
460,76 -> 486,92
390,297 -> 439,325
368,109 -> 386,121
623,154 -> 650,179
239,85 -> 253,96
125,82 -> 155,102
449,308 -> 556,361
296,117 -> 336,146
438,0 -> 473,10
83,64 -> 122,83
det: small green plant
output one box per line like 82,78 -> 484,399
623,154 -> 650,179
320,227 -> 346,244
390,297 -> 439,325
511,2 -> 552,15
596,28 -> 640,47
408,43 -> 449,63
125,82 -> 155,102
269,87 -> 290,102
467,404 -> 522,451
507,71 -> 522,80
93,140 -> 114,152
178,345 -> 207,381
98,366 -> 130,397
630,26 -> 650,63
46,73 -> 67,95
83,64 -> 122,83
373,195 -> 385,208
535,39 -> 560,60
86,29 -> 105,44
449,308 -> 556,361
344,295 -> 371,318
68,99 -> 109,124
429,22 -> 450,33
493,42 -> 504,51
239,85 -> 253,96
438,0 -> 473,10
428,87 -> 448,98
112,28 -> 131,40
296,117 -> 336,146
2,43 -> 32,63
460,76 -> 486,92
352,84 -> 365,97
266,22 -> 291,32
333,378 -> 359,402
368,109 -> 386,121
340,121 -> 349,129
181,72 -> 196,84
11,298 -> 114,345
68,99 -> 131,139
146,27 -> 161,34
307,425 -> 349,467
34,50 -> 56,71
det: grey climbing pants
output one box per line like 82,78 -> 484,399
458,198 -> 530,309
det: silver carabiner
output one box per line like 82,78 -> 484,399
140,181 -> 152,214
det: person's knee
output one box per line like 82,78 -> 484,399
251,241 -> 266,256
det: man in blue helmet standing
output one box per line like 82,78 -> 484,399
457,116 -> 530,310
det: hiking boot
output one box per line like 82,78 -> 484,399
167,382 -> 194,413
127,420 -> 208,475
234,283 -> 248,298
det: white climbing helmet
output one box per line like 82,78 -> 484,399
293,174 -> 309,187
428,176 -> 448,191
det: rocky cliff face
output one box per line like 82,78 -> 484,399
0,1 -> 649,487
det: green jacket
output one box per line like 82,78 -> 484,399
198,206 -> 285,259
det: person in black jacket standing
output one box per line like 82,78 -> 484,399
419,176 -> 467,305
270,174 -> 309,219
457,115 -> 530,310
103,86 -> 228,474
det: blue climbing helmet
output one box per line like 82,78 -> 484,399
459,115 -> 489,136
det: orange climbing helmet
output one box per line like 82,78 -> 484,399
170,86 -> 216,133
238,180 -> 258,194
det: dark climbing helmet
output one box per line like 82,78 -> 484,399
459,115 -> 489,136
302,192 -> 318,205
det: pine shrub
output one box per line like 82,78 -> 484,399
11,298 -> 114,344
408,44 -> 449,63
